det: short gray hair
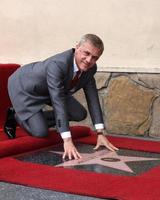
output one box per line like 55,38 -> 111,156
79,34 -> 104,54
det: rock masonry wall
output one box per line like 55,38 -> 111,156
73,72 -> 160,138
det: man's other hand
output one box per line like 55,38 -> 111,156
94,134 -> 119,151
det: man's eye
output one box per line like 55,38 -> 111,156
83,51 -> 89,56
93,56 -> 99,60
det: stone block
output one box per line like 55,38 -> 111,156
104,76 -> 157,136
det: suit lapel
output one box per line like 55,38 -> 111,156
66,59 -> 74,90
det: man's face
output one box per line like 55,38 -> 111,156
74,41 -> 102,72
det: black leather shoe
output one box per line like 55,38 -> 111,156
4,108 -> 17,139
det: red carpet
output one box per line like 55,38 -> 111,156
0,126 -> 160,200
0,126 -> 91,157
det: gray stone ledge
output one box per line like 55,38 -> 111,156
98,66 -> 160,73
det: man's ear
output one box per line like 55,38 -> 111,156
75,43 -> 80,50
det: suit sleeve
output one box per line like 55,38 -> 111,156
46,61 -> 70,133
83,76 -> 104,125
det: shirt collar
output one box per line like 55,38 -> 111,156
73,58 -> 79,73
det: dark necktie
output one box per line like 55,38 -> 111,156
70,70 -> 81,89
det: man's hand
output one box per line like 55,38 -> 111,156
63,137 -> 82,160
94,134 -> 119,151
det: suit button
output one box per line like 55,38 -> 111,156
58,119 -> 61,127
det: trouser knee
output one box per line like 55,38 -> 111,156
20,116 -> 48,138
70,107 -> 87,122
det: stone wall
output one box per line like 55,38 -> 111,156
73,72 -> 160,138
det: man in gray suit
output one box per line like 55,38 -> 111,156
6,34 -> 118,160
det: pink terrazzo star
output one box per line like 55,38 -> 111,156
49,149 -> 160,173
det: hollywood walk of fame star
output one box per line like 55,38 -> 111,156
49,149 -> 160,173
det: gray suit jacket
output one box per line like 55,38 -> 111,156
8,49 -> 103,132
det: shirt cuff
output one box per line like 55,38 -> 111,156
60,131 -> 72,139
95,123 -> 104,130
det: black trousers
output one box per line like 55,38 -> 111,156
16,96 -> 87,137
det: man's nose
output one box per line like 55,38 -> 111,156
86,55 -> 92,63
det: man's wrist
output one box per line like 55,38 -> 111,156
95,123 -> 105,135
97,132 -> 104,135
63,137 -> 72,143
96,129 -> 104,135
